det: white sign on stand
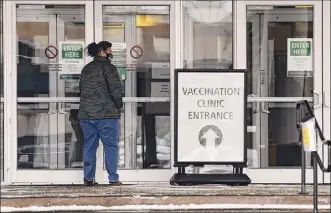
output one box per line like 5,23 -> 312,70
175,69 -> 247,165
287,38 -> 313,77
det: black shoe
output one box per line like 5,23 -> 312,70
84,179 -> 98,186
109,181 -> 122,186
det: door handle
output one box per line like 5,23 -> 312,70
261,102 -> 270,114
323,91 -> 330,108
58,103 -> 67,114
48,103 -> 57,115
248,94 -> 259,114
313,91 -> 322,109
48,110 -> 57,115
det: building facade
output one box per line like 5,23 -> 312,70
0,0 -> 330,185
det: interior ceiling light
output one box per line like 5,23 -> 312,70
185,1 -> 232,23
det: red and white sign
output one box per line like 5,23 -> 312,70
45,45 -> 58,59
130,45 -> 143,59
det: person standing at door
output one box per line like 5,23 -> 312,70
78,41 -> 124,186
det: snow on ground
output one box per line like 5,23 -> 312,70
1,204 -> 330,212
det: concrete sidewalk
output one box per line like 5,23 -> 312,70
1,184 -> 330,211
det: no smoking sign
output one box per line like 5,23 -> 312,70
130,45 -> 143,59
45,45 -> 58,59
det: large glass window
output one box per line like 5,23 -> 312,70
16,5 -> 86,169
0,0 -> 4,181
183,1 -> 233,69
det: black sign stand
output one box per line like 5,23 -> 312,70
170,69 -> 251,186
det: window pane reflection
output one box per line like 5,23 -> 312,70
104,103 -> 171,170
66,104 -> 83,168
16,5 -> 85,98
267,103 -> 311,167
17,103 -> 88,169
138,115 -> 171,169
17,103 -> 50,169
183,1 -> 233,69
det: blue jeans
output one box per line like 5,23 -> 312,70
79,119 -> 119,183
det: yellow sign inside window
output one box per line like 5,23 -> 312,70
103,23 -> 124,29
295,6 -> 313,8
136,15 -> 164,27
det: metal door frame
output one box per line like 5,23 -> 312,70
4,0 -> 94,184
94,1 -> 178,183
322,0 -> 330,183
235,0 -> 324,183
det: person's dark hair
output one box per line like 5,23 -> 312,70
86,41 -> 112,57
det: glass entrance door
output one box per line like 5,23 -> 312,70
94,2 -> 174,183
10,1 -> 174,184
236,1 -> 324,183
13,2 -> 93,183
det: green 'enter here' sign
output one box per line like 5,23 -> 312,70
290,41 -> 311,56
62,44 -> 83,59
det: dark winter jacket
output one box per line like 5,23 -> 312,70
78,56 -> 124,120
